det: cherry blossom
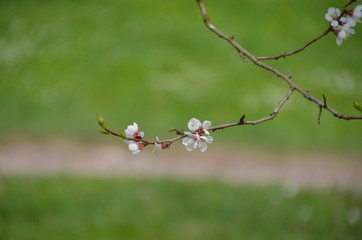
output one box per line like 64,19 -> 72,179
335,23 -> 356,46
351,5 -> 362,20
325,5 -> 361,46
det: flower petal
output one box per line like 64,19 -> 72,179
182,137 -> 192,146
204,136 -> 213,144
199,141 -> 208,152
131,149 -> 140,156
128,142 -> 139,151
202,120 -> 212,129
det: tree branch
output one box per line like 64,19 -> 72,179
195,0 -> 362,120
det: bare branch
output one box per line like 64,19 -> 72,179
195,0 -> 362,121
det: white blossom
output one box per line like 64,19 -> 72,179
342,16 -> 357,27
182,132 -> 213,152
352,5 -> 362,20
325,7 -> 341,27
125,122 -> 144,139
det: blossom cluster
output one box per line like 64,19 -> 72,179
325,5 -> 362,46
124,122 -> 146,155
182,118 -> 213,152
123,118 -> 214,155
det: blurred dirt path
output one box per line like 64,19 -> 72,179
0,139 -> 361,190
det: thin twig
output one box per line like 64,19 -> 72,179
257,28 -> 332,60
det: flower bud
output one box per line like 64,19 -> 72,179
99,130 -> 109,135
96,113 -> 107,129
353,101 -> 362,112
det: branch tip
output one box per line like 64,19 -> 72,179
240,114 -> 246,123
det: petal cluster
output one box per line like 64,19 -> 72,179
124,122 -> 145,155
325,5 -> 362,46
182,118 -> 213,152
182,133 -> 213,152
125,122 -> 144,139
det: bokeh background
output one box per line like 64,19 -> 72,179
0,0 -> 361,239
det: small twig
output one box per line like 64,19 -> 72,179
257,28 -> 332,60
318,94 -> 328,124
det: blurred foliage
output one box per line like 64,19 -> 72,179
0,177 -> 361,240
0,0 -> 361,150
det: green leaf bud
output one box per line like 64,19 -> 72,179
96,113 -> 107,129
353,102 -> 362,112
119,131 -> 127,139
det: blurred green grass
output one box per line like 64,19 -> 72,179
0,0 -> 361,150
0,177 -> 361,240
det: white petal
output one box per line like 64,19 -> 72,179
125,123 -> 138,138
153,143 -> 162,152
186,143 -> 196,151
199,141 -> 208,152
202,120 -> 212,129
325,13 -> 332,21
338,30 -> 347,38
204,136 -> 213,144
193,139 -> 198,149
188,118 -> 201,131
182,137 -> 191,146
184,132 -> 193,137
328,7 -> 334,15
132,149 -> 140,156
203,129 -> 210,135
128,142 -> 139,151
336,37 -> 343,46
354,5 -> 362,15
125,129 -> 134,138
139,131 -> 145,138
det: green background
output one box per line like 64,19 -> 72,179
1,1 -> 362,239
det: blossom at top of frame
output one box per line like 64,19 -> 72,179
334,23 -> 356,46
351,5 -> 362,20
125,122 -> 144,139
325,7 -> 341,27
